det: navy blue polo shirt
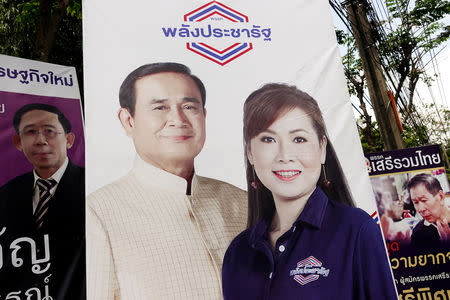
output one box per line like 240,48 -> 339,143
222,187 -> 398,300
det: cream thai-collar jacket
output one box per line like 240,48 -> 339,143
87,156 -> 247,299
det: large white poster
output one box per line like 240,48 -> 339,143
84,0 -> 374,211
84,1 -> 396,299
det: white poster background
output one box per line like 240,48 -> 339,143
84,0 -> 376,214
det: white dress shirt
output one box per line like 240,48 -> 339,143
32,157 -> 69,213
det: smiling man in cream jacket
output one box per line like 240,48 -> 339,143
87,62 -> 247,299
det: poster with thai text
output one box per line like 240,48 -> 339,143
84,0 -> 395,298
84,1 -> 379,214
0,54 -> 85,300
366,145 -> 450,299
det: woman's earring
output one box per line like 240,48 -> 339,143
251,165 -> 258,189
322,164 -> 331,187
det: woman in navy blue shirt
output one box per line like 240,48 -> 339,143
222,83 -> 398,299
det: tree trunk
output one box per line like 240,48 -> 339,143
34,0 -> 70,61
345,0 -> 404,150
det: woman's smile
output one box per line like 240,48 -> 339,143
272,170 -> 301,181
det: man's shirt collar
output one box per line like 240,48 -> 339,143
423,220 -> 434,226
32,157 -> 69,213
33,157 -> 69,185
132,154 -> 190,194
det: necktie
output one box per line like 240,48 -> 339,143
35,178 -> 57,229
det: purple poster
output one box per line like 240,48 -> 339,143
365,145 -> 450,299
0,91 -> 85,186
0,54 -> 85,299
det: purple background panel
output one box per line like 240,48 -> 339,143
0,91 -> 85,186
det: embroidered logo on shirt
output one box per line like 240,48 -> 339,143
289,256 -> 330,285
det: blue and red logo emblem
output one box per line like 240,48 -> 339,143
162,1 -> 271,66
289,256 -> 330,286
371,211 -> 380,225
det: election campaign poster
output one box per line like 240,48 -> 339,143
85,0 -> 378,212
365,145 -> 450,299
84,0 -> 396,298
0,54 -> 85,299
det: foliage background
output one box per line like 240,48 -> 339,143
0,0 -> 83,103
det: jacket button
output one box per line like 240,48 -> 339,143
278,245 -> 285,252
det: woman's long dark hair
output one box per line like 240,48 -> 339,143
244,83 -> 355,228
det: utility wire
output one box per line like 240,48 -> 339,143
330,0 -> 444,145
430,47 -> 448,107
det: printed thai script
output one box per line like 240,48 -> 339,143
398,286 -> 450,300
1,274 -> 52,300
368,150 -> 441,173
369,155 -> 384,160
0,227 -> 51,274
386,241 -> 400,256
162,24 -> 272,41
290,266 -> 330,277
0,67 -> 73,86
399,272 -> 450,285
391,252 -> 450,269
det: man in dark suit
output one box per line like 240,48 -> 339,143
0,103 -> 85,300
